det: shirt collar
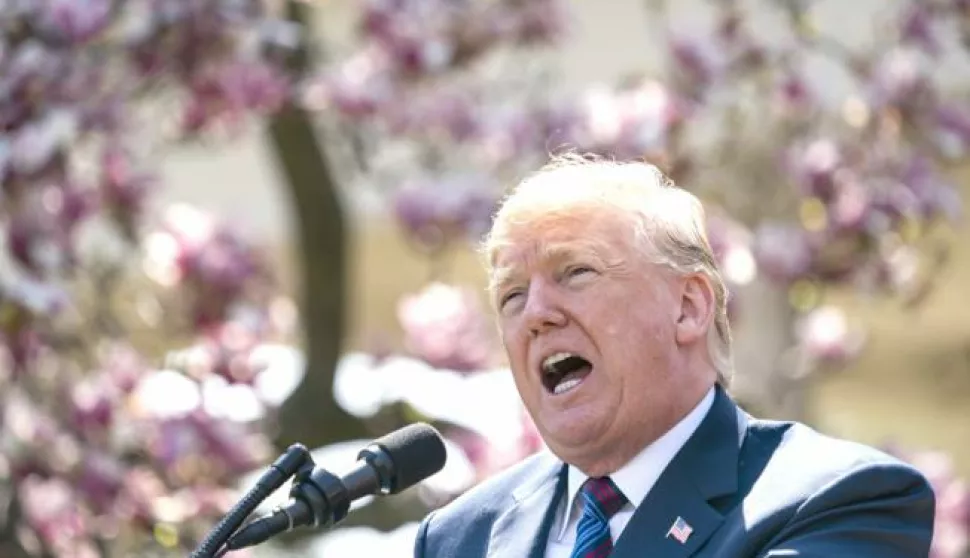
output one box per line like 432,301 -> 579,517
554,385 -> 716,541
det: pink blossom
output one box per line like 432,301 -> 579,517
69,377 -> 117,435
37,0 -> 113,44
752,224 -> 814,282
397,283 -> 497,372
787,139 -> 842,200
393,175 -> 498,249
73,452 -> 127,516
100,148 -> 155,236
935,104 -> 970,154
795,306 -> 866,364
148,412 -> 268,482
867,48 -> 934,114
900,3 -> 940,56
18,476 -> 92,555
775,73 -> 815,116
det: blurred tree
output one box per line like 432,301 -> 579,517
263,0 -> 366,453
1,0 -> 968,557
0,1 -> 301,555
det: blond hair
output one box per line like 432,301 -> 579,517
481,154 -> 734,386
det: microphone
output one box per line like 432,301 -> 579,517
224,422 -> 447,551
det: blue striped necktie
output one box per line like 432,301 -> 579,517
570,476 -> 628,558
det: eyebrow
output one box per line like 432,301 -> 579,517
489,240 -> 611,295
489,265 -> 521,299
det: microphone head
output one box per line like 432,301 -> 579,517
359,422 -> 447,494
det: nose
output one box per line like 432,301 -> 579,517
522,279 -> 566,337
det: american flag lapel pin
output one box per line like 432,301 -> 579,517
666,516 -> 693,544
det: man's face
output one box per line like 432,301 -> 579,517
491,207 -> 686,474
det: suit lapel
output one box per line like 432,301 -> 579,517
612,386 -> 745,558
486,453 -> 566,558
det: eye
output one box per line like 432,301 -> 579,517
565,265 -> 595,278
499,289 -> 523,309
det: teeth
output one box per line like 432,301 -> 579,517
553,377 -> 584,395
542,352 -> 575,372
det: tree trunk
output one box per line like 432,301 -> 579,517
0,488 -> 38,558
265,0 -> 368,451
728,276 -> 812,422
258,2 -> 436,540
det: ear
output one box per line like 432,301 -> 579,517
674,273 -> 716,346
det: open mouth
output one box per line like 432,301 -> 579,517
541,352 -> 592,396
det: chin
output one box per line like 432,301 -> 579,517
543,422 -> 611,458
548,444 -> 621,477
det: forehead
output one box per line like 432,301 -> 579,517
491,208 -> 635,270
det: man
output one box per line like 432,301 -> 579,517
413,155 -> 936,557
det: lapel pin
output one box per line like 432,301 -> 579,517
666,516 -> 693,544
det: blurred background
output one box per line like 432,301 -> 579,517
1,0 -> 969,556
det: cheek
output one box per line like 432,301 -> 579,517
504,343 -> 540,405
501,326 -> 530,371
602,307 -> 673,361
603,322 -> 623,339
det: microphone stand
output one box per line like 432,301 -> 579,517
190,444 -> 311,558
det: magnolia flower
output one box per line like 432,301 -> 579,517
706,212 -> 757,288
752,224 -> 814,283
357,0 -> 562,77
9,109 -> 78,176
146,412 -> 270,482
397,282 -> 497,372
2,276 -> 69,317
36,0 -> 113,44
573,82 -> 682,159
333,353 -> 524,431
69,376 -> 117,435
820,178 -> 867,232
900,155 -> 963,223
868,48 -> 933,113
500,0 -> 566,45
787,139 -> 842,200
143,343 -> 303,420
794,305 -> 866,364
386,89 -> 482,141
392,176 -> 499,249
477,103 -> 579,165
775,73 -> 815,116
899,3 -> 940,56
18,476 -> 97,557
0,276 -> 68,371
667,35 -> 724,98
0,2 -> 305,554
302,47 -> 397,117
143,204 -> 270,329
100,147 -> 155,237
935,104 -> 970,157
73,451 -> 127,516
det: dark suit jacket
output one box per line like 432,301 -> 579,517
414,387 -> 936,557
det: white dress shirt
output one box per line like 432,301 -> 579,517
544,386 -> 716,558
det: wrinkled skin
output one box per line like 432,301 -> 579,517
490,206 -> 717,476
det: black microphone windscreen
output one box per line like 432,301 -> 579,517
370,422 -> 447,494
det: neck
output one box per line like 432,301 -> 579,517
572,381 -> 714,477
